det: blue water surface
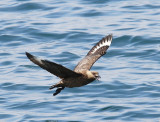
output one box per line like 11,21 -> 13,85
0,0 -> 160,121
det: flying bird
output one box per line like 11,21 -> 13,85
26,34 -> 112,96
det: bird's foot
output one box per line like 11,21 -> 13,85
53,86 -> 65,96
49,85 -> 56,90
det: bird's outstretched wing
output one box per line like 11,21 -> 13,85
26,52 -> 81,79
74,34 -> 112,72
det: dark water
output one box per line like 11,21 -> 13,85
0,0 -> 160,121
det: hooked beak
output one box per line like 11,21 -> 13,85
96,75 -> 101,81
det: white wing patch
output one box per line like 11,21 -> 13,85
90,35 -> 112,54
34,56 -> 44,65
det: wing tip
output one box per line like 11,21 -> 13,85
87,34 -> 113,55
26,52 -> 33,59
103,34 -> 113,46
26,52 -> 44,66
105,33 -> 113,41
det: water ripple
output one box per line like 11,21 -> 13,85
0,0 -> 160,121
0,2 -> 46,12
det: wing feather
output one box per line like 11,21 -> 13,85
74,34 -> 112,72
26,52 -> 81,79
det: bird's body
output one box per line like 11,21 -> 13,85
26,34 -> 113,96
56,70 -> 96,88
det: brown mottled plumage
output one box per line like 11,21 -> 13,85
26,34 -> 112,96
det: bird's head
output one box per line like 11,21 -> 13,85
91,71 -> 101,80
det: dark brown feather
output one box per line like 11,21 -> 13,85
26,52 -> 82,79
